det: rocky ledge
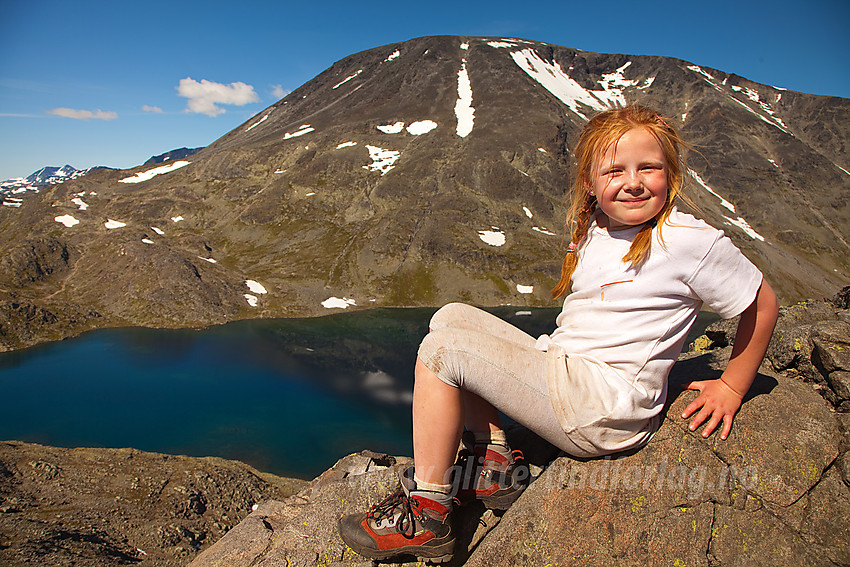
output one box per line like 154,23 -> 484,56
0,443 -> 306,566
190,291 -> 850,567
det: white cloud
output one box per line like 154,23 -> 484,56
47,108 -> 118,120
177,77 -> 259,117
142,105 -> 163,113
271,84 -> 289,99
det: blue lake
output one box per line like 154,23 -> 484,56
0,307 -> 563,479
0,306 -> 717,479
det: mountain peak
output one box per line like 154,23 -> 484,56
0,35 -> 847,351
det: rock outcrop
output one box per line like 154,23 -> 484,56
189,292 -> 850,566
0,443 -> 306,567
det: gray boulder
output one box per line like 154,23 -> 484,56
703,287 -> 850,412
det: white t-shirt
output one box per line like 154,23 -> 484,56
537,210 -> 764,455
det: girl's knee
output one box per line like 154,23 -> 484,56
418,330 -> 448,368
429,302 -> 475,331
417,333 -> 460,389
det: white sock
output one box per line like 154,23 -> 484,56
412,474 -> 453,508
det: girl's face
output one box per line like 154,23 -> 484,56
590,127 -> 669,231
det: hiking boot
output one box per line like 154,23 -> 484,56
337,467 -> 455,563
452,431 -> 530,510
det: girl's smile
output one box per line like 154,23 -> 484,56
590,127 -> 669,231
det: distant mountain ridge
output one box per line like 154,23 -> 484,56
0,165 -> 95,207
27,165 -> 78,185
144,147 -> 204,166
0,147 -> 205,205
0,35 -> 847,351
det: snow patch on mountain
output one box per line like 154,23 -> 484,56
532,226 -> 557,236
363,145 -> 400,175
245,113 -> 270,132
509,49 -> 638,119
455,59 -> 474,137
245,280 -> 267,294
478,228 -> 505,246
384,50 -> 400,62
728,86 -> 790,133
688,66 -> 789,134
322,296 -> 356,309
407,120 -> 437,135
333,70 -> 363,89
119,161 -> 189,184
283,125 -> 314,139
690,169 -> 736,213
723,216 -> 765,241
690,169 -> 765,241
377,121 -> 438,135
687,65 -> 720,87
377,122 -> 405,134
54,214 -> 79,227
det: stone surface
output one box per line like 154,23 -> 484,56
0,442 -> 306,567
705,293 -> 850,410
463,357 -> 845,567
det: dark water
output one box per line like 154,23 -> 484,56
0,307 -> 562,479
0,307 -> 717,480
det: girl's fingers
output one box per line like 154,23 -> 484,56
681,399 -> 700,419
687,406 -> 712,432
720,416 -> 733,440
700,414 -> 723,438
680,382 -> 705,419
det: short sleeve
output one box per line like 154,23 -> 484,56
686,230 -> 763,319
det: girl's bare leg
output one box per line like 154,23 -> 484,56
412,357 -> 463,486
463,390 -> 502,434
412,357 -> 504,486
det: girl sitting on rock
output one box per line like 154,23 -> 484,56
338,104 -> 779,563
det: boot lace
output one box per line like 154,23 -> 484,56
366,487 -> 419,538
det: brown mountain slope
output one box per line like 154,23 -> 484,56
0,35 -> 847,351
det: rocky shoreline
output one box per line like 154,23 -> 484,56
0,443 -> 306,566
1,290 -> 849,566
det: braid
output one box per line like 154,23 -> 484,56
551,196 -> 596,299
622,221 -> 655,267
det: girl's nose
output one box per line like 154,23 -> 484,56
623,171 -> 642,191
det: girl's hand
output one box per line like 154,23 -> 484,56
680,378 -> 745,440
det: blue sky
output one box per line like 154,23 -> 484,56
1,0 -> 848,181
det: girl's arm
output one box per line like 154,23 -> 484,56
681,279 -> 779,440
